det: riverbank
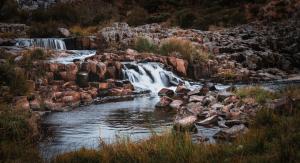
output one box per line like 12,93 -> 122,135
53,86 -> 300,163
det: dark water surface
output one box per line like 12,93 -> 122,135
40,96 -> 176,158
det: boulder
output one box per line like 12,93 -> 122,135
155,96 -> 173,108
189,95 -> 204,102
174,115 -> 197,132
197,115 -> 218,127
158,88 -> 175,97
167,57 -> 188,76
169,100 -> 183,110
58,28 -> 70,37
213,124 -> 248,140
175,85 -> 190,95
13,96 -> 30,110
217,91 -> 234,101
80,92 -> 93,105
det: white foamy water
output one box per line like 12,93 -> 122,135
49,50 -> 96,64
15,38 -> 67,50
122,62 -> 192,93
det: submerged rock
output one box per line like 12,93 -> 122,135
213,124 -> 248,140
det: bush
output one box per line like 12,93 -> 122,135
0,63 -> 28,96
133,37 -> 158,53
159,38 -> 210,62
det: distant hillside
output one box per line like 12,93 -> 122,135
1,0 -> 299,30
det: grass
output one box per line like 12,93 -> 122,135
133,37 -> 159,53
54,87 -> 300,163
134,37 -> 211,63
236,86 -> 278,104
0,104 -> 42,162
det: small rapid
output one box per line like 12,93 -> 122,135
122,62 -> 191,93
15,38 -> 67,50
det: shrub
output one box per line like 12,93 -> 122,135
133,37 -> 158,53
159,38 -> 210,62
0,63 -> 28,96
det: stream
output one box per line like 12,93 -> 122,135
12,38 -> 300,159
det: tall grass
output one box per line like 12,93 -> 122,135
236,86 -> 278,104
133,37 -> 211,63
134,37 -> 158,53
0,105 -> 42,162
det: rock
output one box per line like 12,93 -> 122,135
44,100 -> 64,111
99,82 -> 109,90
217,91 -> 234,101
187,88 -> 201,96
189,95 -> 204,102
211,103 -> 224,110
76,72 -> 89,87
158,88 -> 175,97
186,102 -> 203,115
13,96 -> 30,110
197,115 -> 218,127
206,82 -> 217,91
29,99 -> 41,110
175,84 -> 190,95
167,57 -> 188,76
80,92 -> 93,105
225,120 -> 247,127
169,100 -> 183,110
202,96 -> 217,106
96,62 -> 107,80
174,115 -> 197,132
58,28 -> 70,37
155,96 -> 173,109
213,124 -> 248,140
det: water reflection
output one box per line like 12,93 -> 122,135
40,96 -> 174,159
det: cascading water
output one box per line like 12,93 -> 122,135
122,62 -> 191,93
15,38 -> 67,50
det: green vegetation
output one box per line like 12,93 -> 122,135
0,105 -> 42,162
0,49 -> 49,97
134,37 -> 211,62
236,86 -> 278,104
134,37 -> 158,53
54,87 -> 300,163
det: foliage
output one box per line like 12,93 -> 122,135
236,86 -> 278,104
134,37 -> 158,53
159,38 -> 210,62
0,105 -> 42,162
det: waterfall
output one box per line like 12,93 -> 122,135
15,38 -> 66,50
122,62 -> 190,93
